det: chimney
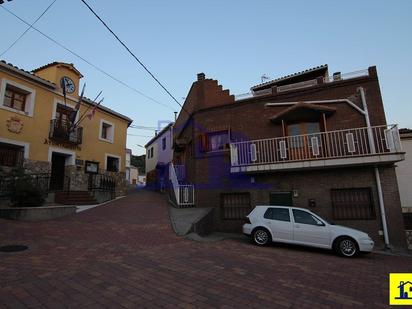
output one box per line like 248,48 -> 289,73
197,72 -> 205,81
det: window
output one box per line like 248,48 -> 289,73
264,208 -> 290,222
162,137 -> 166,150
331,188 -> 375,220
106,156 -> 120,172
199,130 -> 229,152
220,193 -> 251,220
150,147 -> 154,158
99,120 -> 115,143
4,85 -> 27,111
0,142 -> 24,167
292,209 -> 323,226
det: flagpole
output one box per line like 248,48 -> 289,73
73,91 -> 103,128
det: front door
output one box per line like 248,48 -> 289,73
50,153 -> 66,190
270,192 -> 293,206
287,122 -> 321,160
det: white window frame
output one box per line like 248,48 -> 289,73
51,99 -> 80,123
0,78 -> 36,117
0,137 -> 30,159
99,119 -> 115,143
105,153 -> 121,172
47,147 -> 76,166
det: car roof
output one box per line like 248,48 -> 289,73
254,205 -> 311,211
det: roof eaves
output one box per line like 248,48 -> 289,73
0,60 -> 56,88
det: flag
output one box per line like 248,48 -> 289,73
69,83 -> 86,124
87,98 -> 103,120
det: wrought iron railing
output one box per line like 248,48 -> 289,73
88,173 -> 116,199
230,124 -> 402,167
0,147 -> 24,167
49,119 -> 83,145
169,163 -> 194,207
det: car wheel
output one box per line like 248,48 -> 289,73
253,228 -> 271,246
334,237 -> 359,257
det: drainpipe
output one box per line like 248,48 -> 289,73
358,87 -> 390,249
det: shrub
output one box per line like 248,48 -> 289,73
10,176 -> 45,208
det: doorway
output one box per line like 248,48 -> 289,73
50,153 -> 67,190
270,192 -> 293,206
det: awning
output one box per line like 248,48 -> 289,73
270,102 -> 336,123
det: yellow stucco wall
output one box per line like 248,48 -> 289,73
0,63 -> 130,172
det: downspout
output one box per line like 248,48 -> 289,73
358,87 -> 390,249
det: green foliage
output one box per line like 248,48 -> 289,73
9,170 -> 45,208
131,154 -> 146,174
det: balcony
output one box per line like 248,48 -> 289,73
229,125 -> 404,173
49,119 -> 83,145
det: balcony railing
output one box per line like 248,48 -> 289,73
169,163 -> 194,207
230,125 -> 402,169
49,119 -> 83,145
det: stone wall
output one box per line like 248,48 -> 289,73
406,231 -> 412,250
24,160 -> 51,174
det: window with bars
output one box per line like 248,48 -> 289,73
331,188 -> 375,220
0,142 -> 24,167
220,192 -> 251,220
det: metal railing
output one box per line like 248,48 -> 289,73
169,163 -> 194,207
88,173 -> 116,198
230,125 -> 402,167
49,119 -> 83,145
0,147 -> 24,167
324,69 -> 369,83
174,164 -> 186,182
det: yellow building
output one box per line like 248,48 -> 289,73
0,60 -> 132,199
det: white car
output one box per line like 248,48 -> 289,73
243,206 -> 374,257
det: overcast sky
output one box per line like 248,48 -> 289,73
1,0 -> 412,155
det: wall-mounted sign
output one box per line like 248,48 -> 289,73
75,159 -> 84,166
6,116 -> 23,133
43,138 -> 81,151
85,161 -> 99,174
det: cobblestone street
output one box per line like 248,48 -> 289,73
1,190 -> 411,308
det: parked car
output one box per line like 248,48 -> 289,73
243,206 -> 374,257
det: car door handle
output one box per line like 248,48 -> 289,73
294,224 -> 300,228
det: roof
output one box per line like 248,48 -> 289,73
82,97 -> 133,126
251,64 -> 328,91
270,102 -> 336,123
0,60 -> 56,88
32,61 -> 83,78
145,122 -> 174,148
399,128 -> 412,134
0,59 -> 132,125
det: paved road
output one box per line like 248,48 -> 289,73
0,190 -> 411,308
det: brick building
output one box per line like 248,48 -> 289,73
170,65 -> 407,249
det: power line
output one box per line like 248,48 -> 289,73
0,5 -> 176,112
79,0 -> 188,114
0,0 -> 57,57
127,133 -> 154,138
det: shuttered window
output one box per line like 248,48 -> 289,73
220,192 -> 251,220
331,188 -> 375,220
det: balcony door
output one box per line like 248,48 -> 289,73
287,122 -> 321,160
54,104 -> 73,138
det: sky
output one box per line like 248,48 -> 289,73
1,0 -> 412,155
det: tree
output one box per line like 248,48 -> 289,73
131,154 -> 146,174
